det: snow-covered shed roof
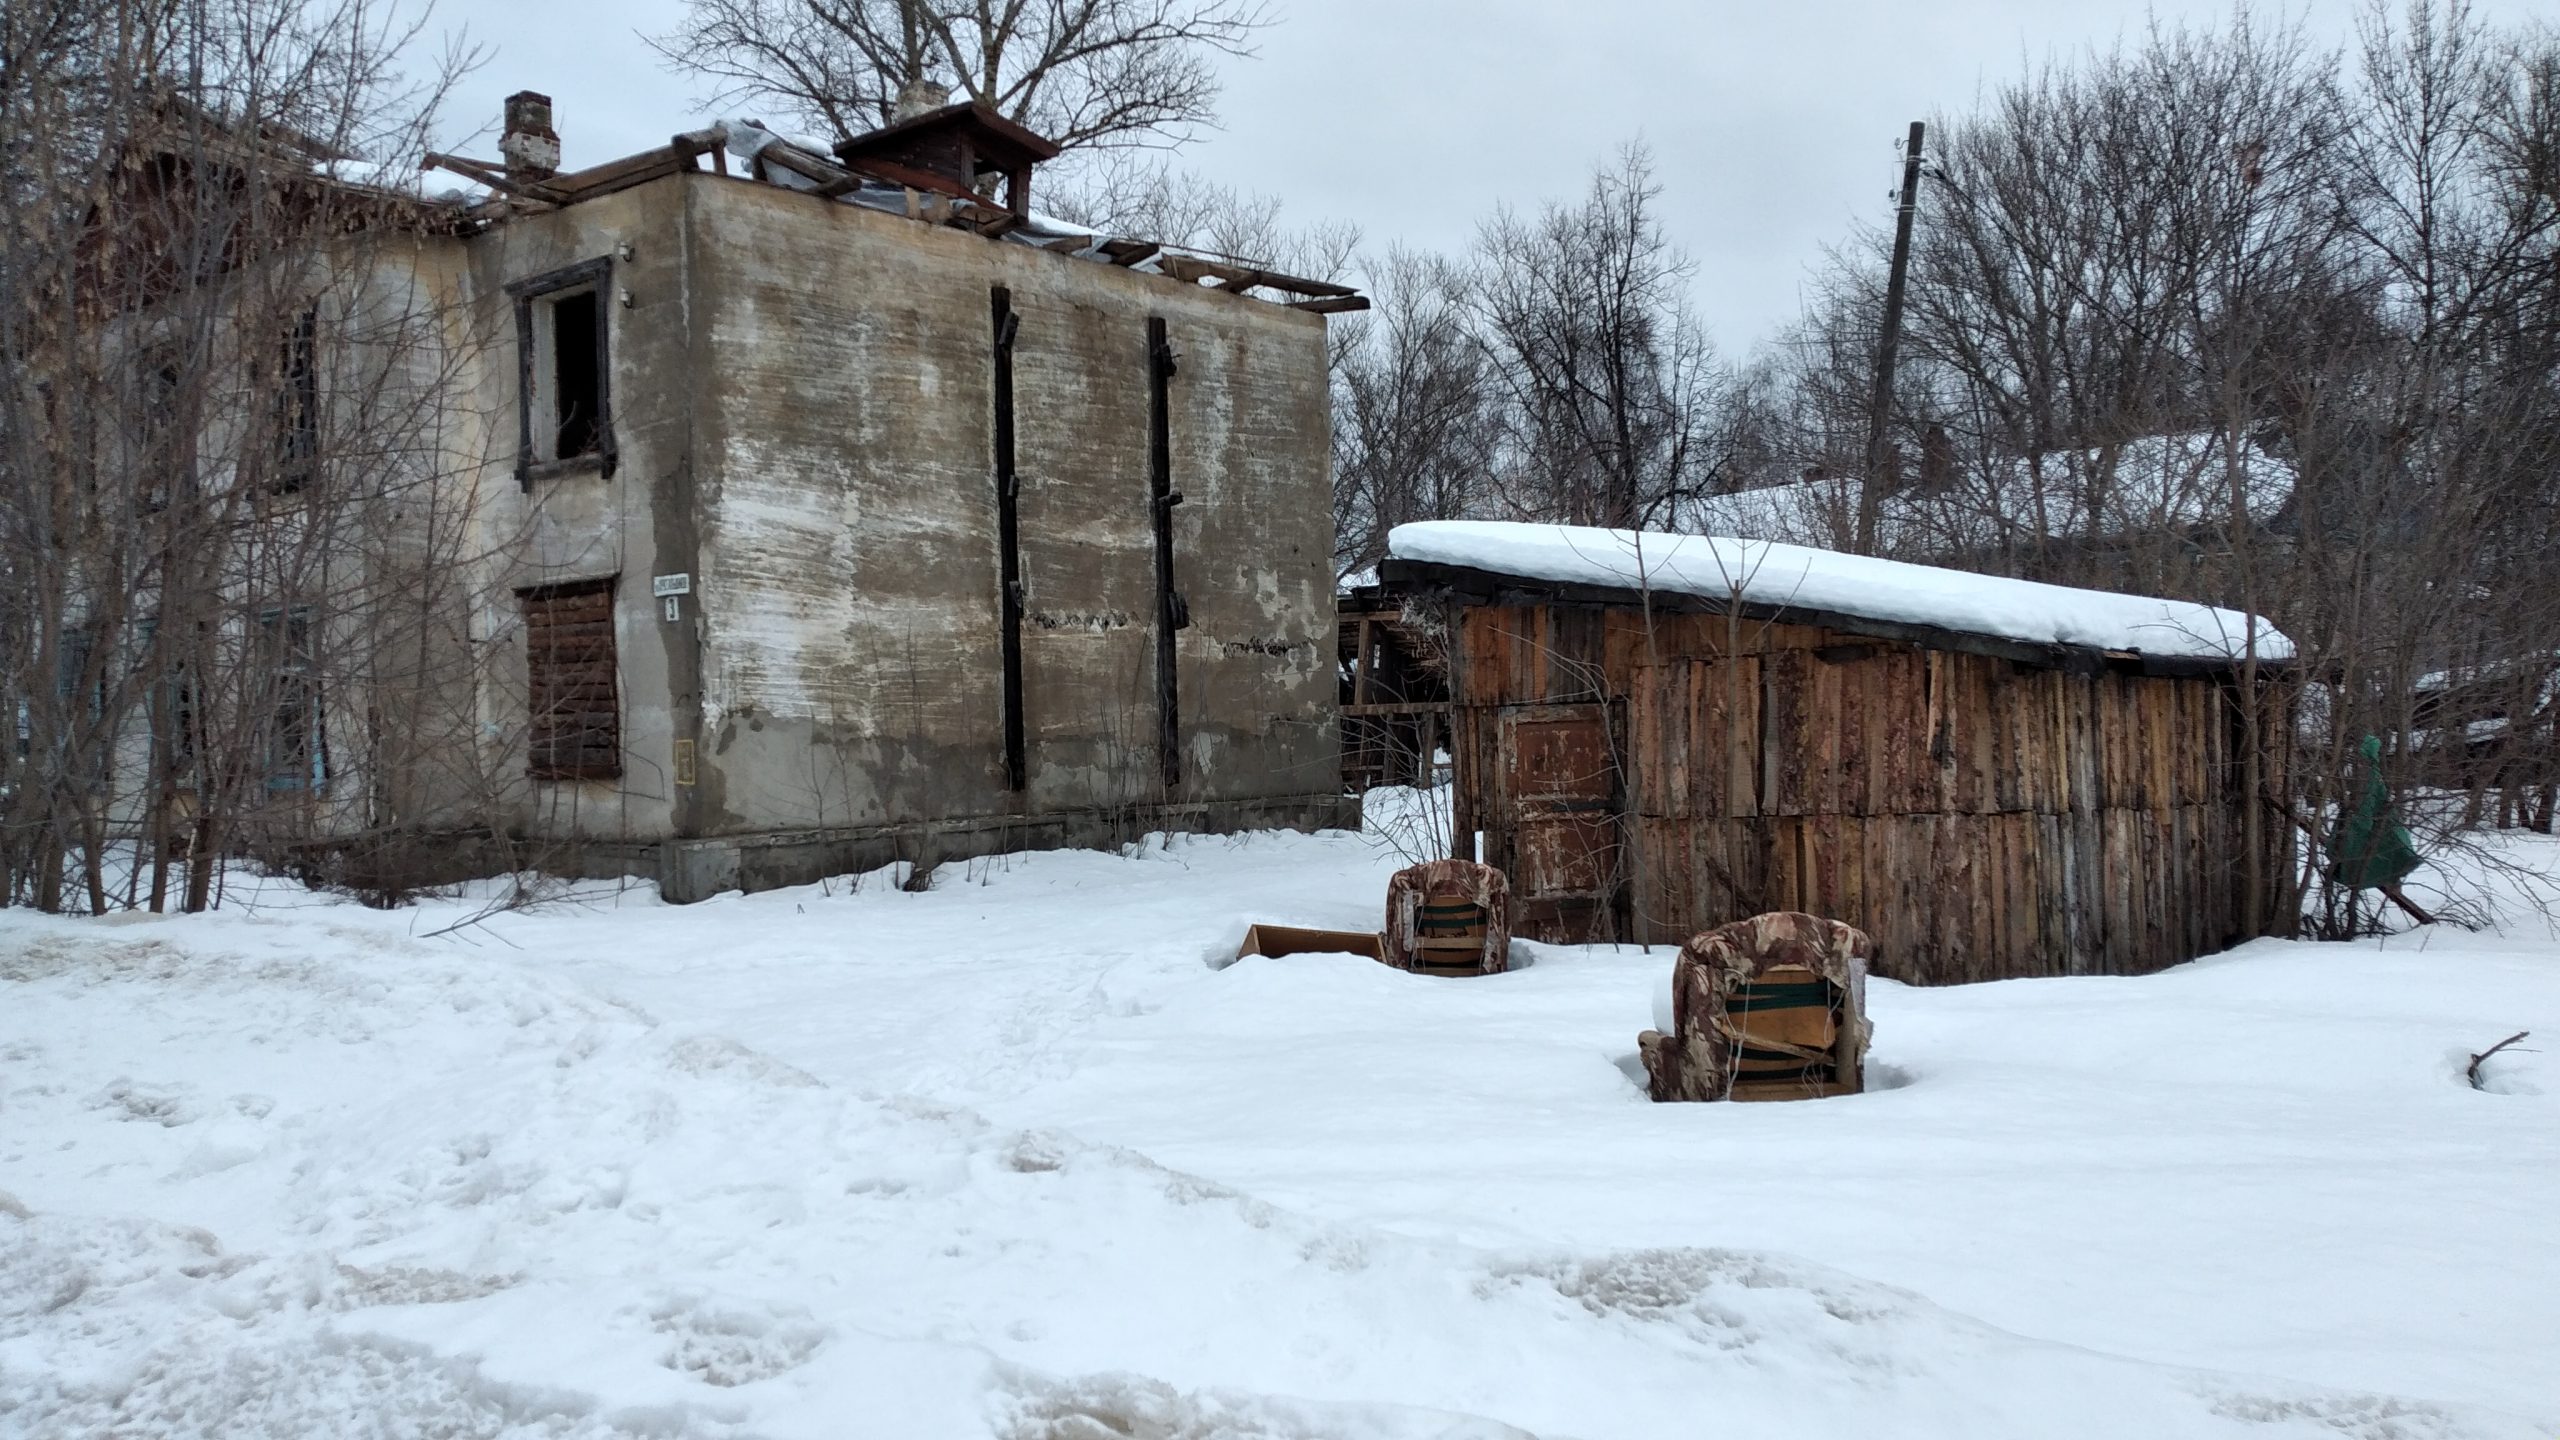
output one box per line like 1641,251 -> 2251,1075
1381,521 -> 2293,672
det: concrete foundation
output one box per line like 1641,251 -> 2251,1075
647,791 -> 1363,903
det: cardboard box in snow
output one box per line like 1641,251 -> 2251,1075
1234,924 -> 1386,963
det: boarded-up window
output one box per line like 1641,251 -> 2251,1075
523,579 -> 621,781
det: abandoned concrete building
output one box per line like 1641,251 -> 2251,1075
72,92 -> 1366,901
438,94 -> 1368,897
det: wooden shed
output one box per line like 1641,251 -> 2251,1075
1379,523 -> 2296,984
1339,585 -> 1451,792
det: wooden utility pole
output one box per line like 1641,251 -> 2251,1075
1856,121 -> 1927,556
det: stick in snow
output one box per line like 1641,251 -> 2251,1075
2467,1030 -> 2531,1091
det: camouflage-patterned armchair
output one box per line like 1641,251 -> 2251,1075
1638,912 -> 1873,1102
1382,858 -> 1511,976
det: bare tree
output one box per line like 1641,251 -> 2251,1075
1329,247 -> 1493,579
644,0 -> 1271,152
0,0 -> 523,914
1045,155 -> 1357,277
1741,281 -> 1889,549
1762,1 -> 2560,933
1470,144 -> 1734,532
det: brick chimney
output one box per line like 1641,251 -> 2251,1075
891,79 -> 951,123
499,90 -> 561,182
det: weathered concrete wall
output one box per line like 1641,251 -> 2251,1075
335,233 -> 504,840
1008,266 -> 1159,817
83,162 -> 1346,893
1162,298 -> 1340,804
682,175 -> 1342,840
89,235 -> 504,853
452,181 -> 702,843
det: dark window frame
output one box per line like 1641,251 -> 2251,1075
257,605 -> 327,794
272,307 -> 319,495
507,257 -> 617,487
55,627 -> 101,721
136,346 -> 192,514
52,625 -> 108,793
134,616 -> 199,780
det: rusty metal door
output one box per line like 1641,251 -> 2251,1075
1500,702 -> 1624,943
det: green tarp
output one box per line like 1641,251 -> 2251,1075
2331,734 -> 2422,890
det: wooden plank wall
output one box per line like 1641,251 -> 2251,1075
1450,603 -> 2288,983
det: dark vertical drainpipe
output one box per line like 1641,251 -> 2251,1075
1147,316 -> 1184,790
992,286 -> 1026,791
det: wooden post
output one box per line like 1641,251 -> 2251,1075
2238,667 -> 2267,939
1856,121 -> 1927,557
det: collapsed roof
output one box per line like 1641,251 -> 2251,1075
404,97 -> 1364,315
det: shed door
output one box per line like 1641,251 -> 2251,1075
1501,703 -> 1623,943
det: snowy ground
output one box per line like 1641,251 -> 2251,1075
3,793 -> 2556,1438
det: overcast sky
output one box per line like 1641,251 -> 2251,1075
418,0 -> 2547,352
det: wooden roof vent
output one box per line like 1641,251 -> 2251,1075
831,100 -> 1060,220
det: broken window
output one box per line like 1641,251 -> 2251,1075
551,290 -> 602,460
273,308 -> 319,493
521,579 -> 621,781
160,663 -> 200,777
53,626 -> 107,791
54,626 -> 101,729
507,257 -> 616,483
135,617 -> 198,778
134,348 -> 189,514
259,606 -> 326,793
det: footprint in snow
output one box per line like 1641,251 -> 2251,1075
650,1294 -> 827,1387
88,1077 -> 200,1127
